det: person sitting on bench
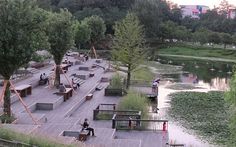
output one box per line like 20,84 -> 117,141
39,73 -> 49,85
82,118 -> 95,137
59,83 -> 66,92
72,78 -> 80,90
42,73 -> 49,84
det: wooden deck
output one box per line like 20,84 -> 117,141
0,57 -> 169,147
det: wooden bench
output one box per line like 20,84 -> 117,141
38,80 -> 47,86
11,84 -> 32,97
56,88 -> 73,101
89,73 -> 94,77
78,130 -> 90,141
100,77 -> 109,82
86,93 -> 93,100
95,85 -> 104,91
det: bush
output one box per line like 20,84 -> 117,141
118,91 -> 149,118
0,114 -> 16,123
0,127 -> 77,147
109,74 -> 123,89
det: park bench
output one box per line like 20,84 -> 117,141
86,93 -> 93,100
77,130 -> 90,141
95,84 -> 104,91
100,77 -> 109,82
11,84 -> 32,97
56,88 -> 73,101
89,73 -> 95,77
38,79 -> 47,86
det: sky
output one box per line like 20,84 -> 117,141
170,0 -> 236,8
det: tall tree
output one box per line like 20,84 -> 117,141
193,28 -> 210,45
112,13 -> 146,89
74,21 -> 91,49
132,0 -> 171,39
221,33 -> 233,49
83,15 -> 106,57
47,9 -> 74,87
0,0 -> 48,118
208,32 -> 221,47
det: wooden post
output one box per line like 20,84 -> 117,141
60,65 -> 77,94
0,80 -> 7,104
9,81 -> 38,125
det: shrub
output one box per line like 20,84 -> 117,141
0,114 -> 16,123
109,74 -> 123,89
0,127 -> 78,147
118,91 -> 149,118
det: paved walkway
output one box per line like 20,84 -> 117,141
1,55 -> 168,147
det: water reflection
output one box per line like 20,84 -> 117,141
157,56 -> 234,90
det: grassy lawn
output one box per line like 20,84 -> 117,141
131,65 -> 155,81
168,91 -> 230,145
158,47 -> 236,60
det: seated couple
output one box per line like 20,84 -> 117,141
72,78 -> 80,90
39,73 -> 49,85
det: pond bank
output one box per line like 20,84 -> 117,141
158,54 -> 236,63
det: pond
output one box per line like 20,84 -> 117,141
157,56 -> 235,90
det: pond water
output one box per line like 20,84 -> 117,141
152,57 -> 235,147
157,56 -> 235,90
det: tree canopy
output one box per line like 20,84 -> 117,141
112,13 -> 146,88
46,9 -> 74,86
0,0 -> 48,117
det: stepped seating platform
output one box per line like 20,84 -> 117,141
15,113 -> 46,124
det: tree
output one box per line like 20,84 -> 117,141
112,13 -> 146,89
208,32 -> 221,46
47,9 -> 74,87
193,28 -> 210,45
174,25 -> 190,41
159,21 -> 177,41
132,0 -> 171,39
218,0 -> 231,16
83,15 -> 106,57
221,33 -> 233,49
74,21 -> 91,49
0,0 -> 48,118
74,7 -> 103,21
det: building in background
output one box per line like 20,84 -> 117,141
180,5 -> 210,18
228,7 -> 236,19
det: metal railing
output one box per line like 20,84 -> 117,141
112,114 -> 168,131
93,104 -> 141,120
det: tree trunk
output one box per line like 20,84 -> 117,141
3,80 -> 11,117
54,65 -> 61,88
224,44 -> 226,49
126,65 -> 131,89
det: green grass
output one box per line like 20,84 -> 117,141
158,47 -> 236,60
132,66 -> 155,81
168,91 -> 230,145
118,91 -> 149,119
0,127 -> 78,147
